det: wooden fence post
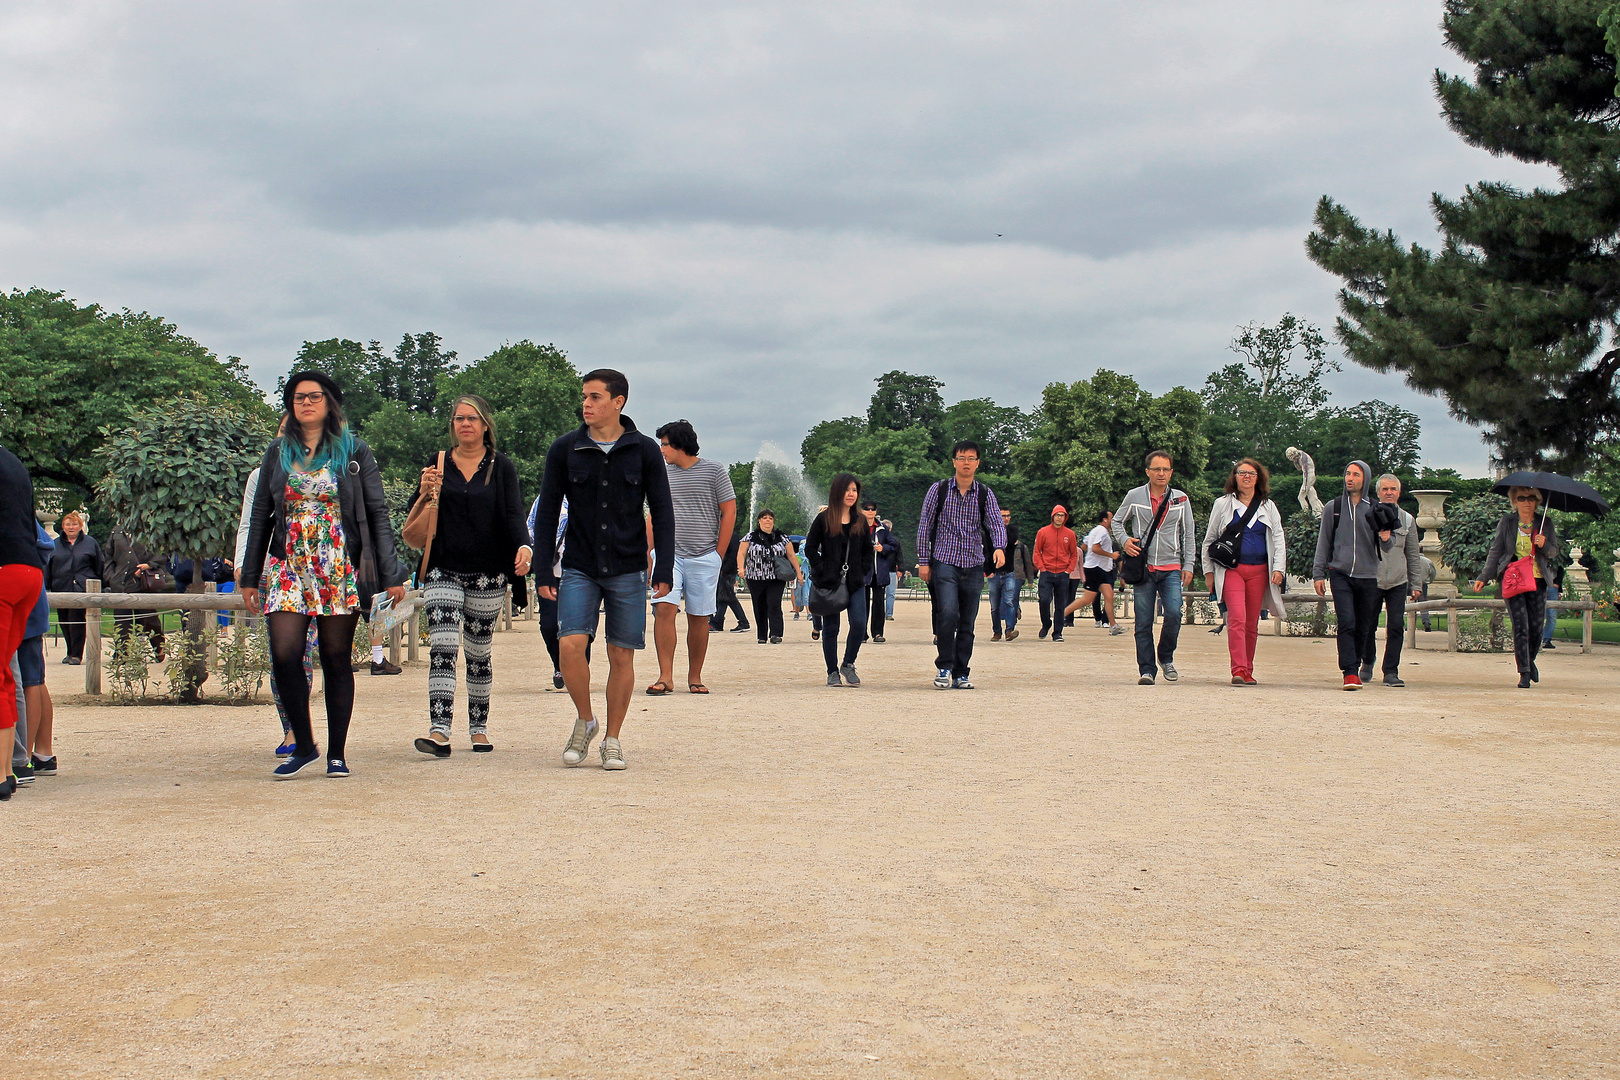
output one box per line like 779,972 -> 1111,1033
1446,598 -> 1458,653
1583,606 -> 1593,654
502,586 -> 513,632
85,579 -> 102,694
204,582 -> 219,670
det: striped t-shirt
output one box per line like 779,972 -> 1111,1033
665,458 -> 736,557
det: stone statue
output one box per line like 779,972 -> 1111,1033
1285,447 -> 1323,519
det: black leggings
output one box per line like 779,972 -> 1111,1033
746,579 -> 785,641
268,611 -> 360,759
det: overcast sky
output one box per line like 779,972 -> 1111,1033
1,1 -> 1557,473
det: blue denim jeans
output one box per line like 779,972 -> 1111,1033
930,561 -> 983,678
884,578 -> 896,619
557,569 -> 647,650
987,571 -> 1018,633
1543,584 -> 1560,644
1132,569 -> 1184,677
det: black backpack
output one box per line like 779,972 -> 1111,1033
928,479 -> 993,560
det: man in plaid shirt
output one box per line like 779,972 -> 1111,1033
917,440 -> 1008,689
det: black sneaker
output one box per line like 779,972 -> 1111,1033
29,754 -> 56,776
730,624 -> 751,633
552,670 -> 565,689
1038,627 -> 1049,639
371,659 -> 402,676
12,763 -> 35,785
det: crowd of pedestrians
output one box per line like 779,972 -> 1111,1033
4,363 -> 1599,798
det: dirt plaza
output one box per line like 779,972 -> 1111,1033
4,603 -> 1617,1079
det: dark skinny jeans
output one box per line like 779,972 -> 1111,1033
821,587 -> 868,673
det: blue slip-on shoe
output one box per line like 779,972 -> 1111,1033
274,740 -> 297,757
326,758 -> 351,778
273,750 -> 322,780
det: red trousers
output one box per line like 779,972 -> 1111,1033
1222,563 -> 1267,678
0,564 -> 44,731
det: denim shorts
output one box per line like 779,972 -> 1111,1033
651,551 -> 721,617
17,636 -> 44,688
557,569 -> 647,650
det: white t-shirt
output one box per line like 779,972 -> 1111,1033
1082,525 -> 1115,570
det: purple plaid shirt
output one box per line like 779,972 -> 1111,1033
916,479 -> 1008,569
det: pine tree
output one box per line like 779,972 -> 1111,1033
1307,1 -> 1620,470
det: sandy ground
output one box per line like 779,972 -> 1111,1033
3,598 -> 1618,1079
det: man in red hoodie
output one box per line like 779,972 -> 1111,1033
1033,505 -> 1078,641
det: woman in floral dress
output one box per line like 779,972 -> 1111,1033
240,372 -> 405,780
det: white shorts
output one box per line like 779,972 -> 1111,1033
652,551 -> 721,617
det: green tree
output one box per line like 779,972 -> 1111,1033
1303,400 -> 1423,478
867,371 -> 947,457
1440,493 -> 1512,583
0,288 -> 272,506
808,426 -> 934,480
1012,370 -> 1209,526
439,340 -> 580,495
1307,1 -> 1620,471
281,339 -> 389,428
800,416 -> 865,478
941,398 -> 1039,475
379,332 -> 459,414
96,393 -> 271,699
1201,315 -> 1337,473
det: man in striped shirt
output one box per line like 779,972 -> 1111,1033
917,440 -> 1007,690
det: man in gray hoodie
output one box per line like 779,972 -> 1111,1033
1312,460 -> 1392,690
1113,450 -> 1197,685
1366,474 -> 1423,687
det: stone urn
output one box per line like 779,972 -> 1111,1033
1410,489 -> 1457,598
34,486 -> 65,538
1566,546 -> 1591,598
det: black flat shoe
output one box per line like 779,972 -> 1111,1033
1517,674 -> 1532,689
1530,663 -> 1540,683
471,741 -> 493,753
414,736 -> 452,757
0,776 -> 14,801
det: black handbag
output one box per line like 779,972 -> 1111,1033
808,534 -> 850,616
1208,497 -> 1263,570
1119,495 -> 1171,586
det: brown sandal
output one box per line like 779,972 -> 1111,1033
645,681 -> 674,696
688,683 -> 709,694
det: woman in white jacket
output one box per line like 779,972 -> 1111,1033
1201,458 -> 1287,685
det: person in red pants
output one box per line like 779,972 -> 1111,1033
1201,458 -> 1287,685
0,444 -> 47,799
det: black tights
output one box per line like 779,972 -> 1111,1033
268,612 -> 360,759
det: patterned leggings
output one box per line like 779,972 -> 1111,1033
425,568 -> 506,735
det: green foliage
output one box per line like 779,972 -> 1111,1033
0,288 -> 273,508
1439,493 -> 1511,582
361,400 -> 443,482
801,417 -> 866,477
941,397 -> 1040,475
383,478 -> 423,581
1202,314 -> 1336,473
284,338 -> 389,427
440,340 -> 580,496
216,622 -> 272,702
1306,2 -> 1620,470
1601,2 -> 1620,94
1305,400 -> 1423,478
1284,508 -> 1322,582
809,426 -> 933,481
96,393 -> 270,564
867,371 -> 947,458
1012,370 -> 1209,527
106,629 -> 156,704
728,462 -> 754,527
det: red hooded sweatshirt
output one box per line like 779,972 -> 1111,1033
1033,506 -> 1078,573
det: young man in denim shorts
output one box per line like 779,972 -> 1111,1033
533,369 -> 675,771
648,420 -> 735,696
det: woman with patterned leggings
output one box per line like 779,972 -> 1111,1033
410,395 -> 532,757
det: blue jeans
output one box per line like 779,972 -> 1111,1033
822,587 -> 868,673
930,561 -> 982,678
1543,584 -> 1560,644
885,578 -> 896,619
987,571 -> 1018,633
557,569 -> 647,650
1133,569 -> 1184,676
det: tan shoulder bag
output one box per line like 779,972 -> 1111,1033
402,451 -> 444,576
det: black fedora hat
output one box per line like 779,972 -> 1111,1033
282,370 -> 345,411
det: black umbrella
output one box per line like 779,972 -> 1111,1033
1491,471 -> 1610,517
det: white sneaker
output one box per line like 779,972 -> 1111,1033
600,736 -> 627,771
562,716 -> 599,766
933,667 -> 952,689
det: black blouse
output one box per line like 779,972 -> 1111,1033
805,514 -> 874,591
412,450 -> 532,578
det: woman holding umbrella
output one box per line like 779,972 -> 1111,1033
1472,484 -> 1562,688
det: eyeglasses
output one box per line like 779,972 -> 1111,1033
453,415 -> 481,425
1513,495 -> 1539,503
1234,470 -> 1257,478
953,455 -> 979,463
292,391 -> 326,404
1146,466 -> 1172,473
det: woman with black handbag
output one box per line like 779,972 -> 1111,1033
736,509 -> 801,644
239,371 -> 406,780
1201,458 -> 1286,685
805,474 -> 874,687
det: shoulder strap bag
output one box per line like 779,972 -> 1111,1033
401,451 -> 444,581
808,529 -> 852,616
1119,494 -> 1171,586
1208,497 -> 1263,570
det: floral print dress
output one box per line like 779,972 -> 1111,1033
263,465 -> 359,615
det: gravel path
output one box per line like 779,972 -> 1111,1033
5,605 -> 1617,1078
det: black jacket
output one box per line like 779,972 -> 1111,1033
806,514 -> 875,592
532,416 -> 675,587
869,524 -> 896,587
1480,512 -> 1562,586
406,449 -> 532,580
985,522 -> 1018,575
0,446 -> 43,570
49,533 -> 103,592
238,437 -> 405,593
105,529 -> 169,592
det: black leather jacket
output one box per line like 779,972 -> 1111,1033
238,437 -> 405,592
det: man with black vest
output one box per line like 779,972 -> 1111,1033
533,369 -> 675,771
916,440 -> 1007,690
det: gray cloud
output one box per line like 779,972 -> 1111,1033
0,0 -> 1551,473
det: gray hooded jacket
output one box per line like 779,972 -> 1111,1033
1311,459 -> 1391,581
